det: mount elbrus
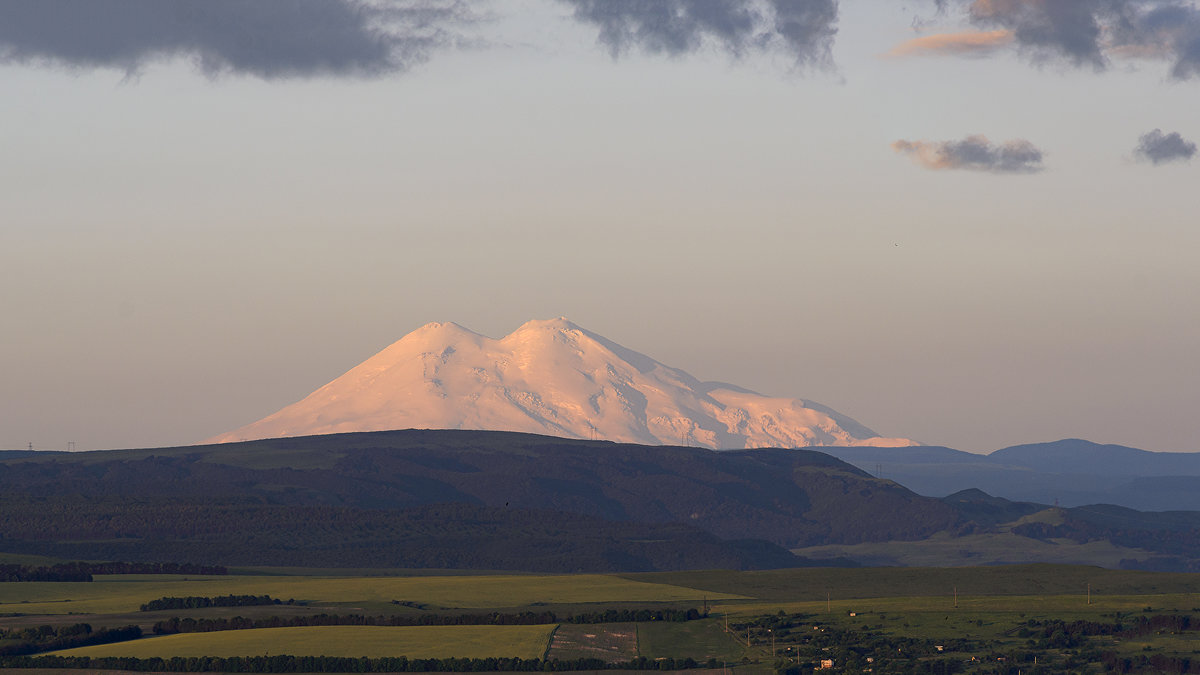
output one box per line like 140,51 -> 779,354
210,318 -> 914,449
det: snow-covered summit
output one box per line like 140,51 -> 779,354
206,318 -> 916,449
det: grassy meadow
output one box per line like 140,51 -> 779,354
48,624 -> 556,659
624,564 -> 1200,602
3,564 -> 1200,671
0,572 -> 741,616
791,531 -> 1151,568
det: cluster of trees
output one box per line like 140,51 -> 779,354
1119,556 -> 1200,573
776,659 -> 966,675
0,563 -> 92,582
1103,652 -> 1200,674
1015,613 -> 1196,648
0,623 -> 142,657
731,612 -> 971,672
0,623 -> 94,644
758,612 -> 1199,673
152,608 -> 706,635
141,595 -> 288,612
80,561 -> 228,575
1014,519 -> 1200,561
0,654 -> 710,672
0,560 -> 226,582
1119,613 -> 1194,637
565,608 -> 703,623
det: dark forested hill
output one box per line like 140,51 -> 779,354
0,430 -> 964,571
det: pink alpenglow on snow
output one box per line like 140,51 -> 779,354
207,318 -> 917,449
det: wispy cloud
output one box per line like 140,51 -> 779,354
1134,129 -> 1197,164
0,0 -> 477,79
559,0 -> 839,69
892,135 -> 1045,173
886,29 -> 1013,58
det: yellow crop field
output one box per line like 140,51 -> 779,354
50,624 -> 557,659
0,573 -> 742,615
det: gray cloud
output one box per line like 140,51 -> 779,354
560,0 -> 839,68
967,0 -> 1125,69
1123,3 -> 1200,79
927,0 -> 1200,79
560,0 -> 759,57
0,0 -> 476,79
1134,129 -> 1198,164
769,0 -> 839,68
892,134 -> 1045,173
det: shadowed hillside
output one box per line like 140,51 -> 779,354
0,430 -> 962,571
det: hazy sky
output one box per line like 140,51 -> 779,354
3,0 -> 1199,453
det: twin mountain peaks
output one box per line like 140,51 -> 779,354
210,318 -> 915,449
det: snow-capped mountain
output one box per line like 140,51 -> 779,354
207,318 -> 916,449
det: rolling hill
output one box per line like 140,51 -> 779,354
0,429 -> 953,571
5,431 -> 1200,572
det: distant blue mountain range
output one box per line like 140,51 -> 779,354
822,439 -> 1200,511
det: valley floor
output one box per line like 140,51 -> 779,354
2,565 -> 1199,673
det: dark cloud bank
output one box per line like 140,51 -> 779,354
937,0 -> 1200,79
892,135 -> 1045,173
560,0 -> 839,68
1135,129 -> 1198,164
0,0 -> 475,79
0,0 -> 843,78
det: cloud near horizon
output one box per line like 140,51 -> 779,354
560,0 -> 839,69
886,29 -> 1013,58
1134,129 -> 1198,164
892,135 -> 1045,173
0,0 -> 476,79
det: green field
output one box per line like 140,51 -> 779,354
5,564 -> 1200,672
48,624 -> 556,659
0,573 -> 741,616
792,531 -> 1152,567
638,618 -> 747,661
626,563 -> 1200,602
735,593 -> 1198,637
726,592 -> 1200,621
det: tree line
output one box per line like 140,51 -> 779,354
152,608 -> 706,635
0,654 -> 711,672
141,594 -> 289,612
1102,651 -> 1200,674
0,623 -> 142,657
1016,613 -> 1196,648
0,560 -> 227,582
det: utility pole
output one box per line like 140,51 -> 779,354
827,592 -> 831,613
1087,583 -> 1091,605
954,586 -> 958,608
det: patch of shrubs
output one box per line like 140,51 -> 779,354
141,594 -> 292,612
